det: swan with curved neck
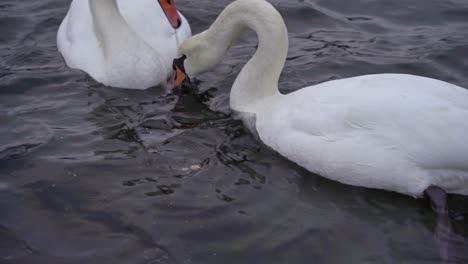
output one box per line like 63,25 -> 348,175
57,0 -> 191,89
174,0 -> 468,207
174,0 -> 286,112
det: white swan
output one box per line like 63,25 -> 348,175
57,0 -> 191,89
173,0 -> 468,203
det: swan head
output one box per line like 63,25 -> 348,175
158,0 -> 182,29
172,32 -> 227,87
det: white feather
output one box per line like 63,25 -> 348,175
57,0 -> 191,89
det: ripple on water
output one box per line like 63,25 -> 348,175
1,0 -> 468,263
0,118 -> 53,160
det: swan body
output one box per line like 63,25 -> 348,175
57,0 -> 191,89
177,0 -> 468,197
255,74 -> 468,197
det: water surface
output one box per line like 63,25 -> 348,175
1,0 -> 468,263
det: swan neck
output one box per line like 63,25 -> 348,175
89,0 -> 131,53
207,0 -> 289,113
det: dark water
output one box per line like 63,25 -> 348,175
1,0 -> 468,263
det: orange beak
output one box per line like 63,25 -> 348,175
158,0 -> 182,29
172,55 -> 190,87
173,64 -> 187,87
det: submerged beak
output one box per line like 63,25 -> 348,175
158,0 -> 182,29
172,55 -> 191,88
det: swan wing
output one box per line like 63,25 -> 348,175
57,0 -> 103,74
256,74 -> 468,195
